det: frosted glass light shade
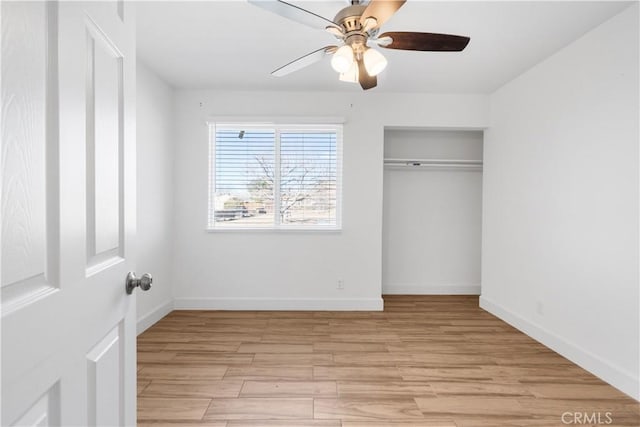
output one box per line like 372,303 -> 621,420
363,48 -> 387,76
331,45 -> 354,73
339,61 -> 358,83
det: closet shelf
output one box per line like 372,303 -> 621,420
384,158 -> 483,169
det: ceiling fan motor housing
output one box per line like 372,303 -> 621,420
334,5 -> 371,57
334,5 -> 366,32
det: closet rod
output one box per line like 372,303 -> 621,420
384,158 -> 483,167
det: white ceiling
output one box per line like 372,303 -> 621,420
136,0 -> 632,93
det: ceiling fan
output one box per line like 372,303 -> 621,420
248,0 -> 470,90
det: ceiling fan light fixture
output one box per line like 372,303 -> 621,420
331,45 -> 354,73
339,61 -> 359,83
363,47 -> 387,76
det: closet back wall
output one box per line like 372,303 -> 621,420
383,129 -> 483,294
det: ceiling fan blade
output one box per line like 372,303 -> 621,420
357,58 -> 377,90
272,46 -> 337,77
378,31 -> 470,51
360,0 -> 406,29
248,0 -> 338,30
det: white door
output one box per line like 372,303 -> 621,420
2,1 -> 139,426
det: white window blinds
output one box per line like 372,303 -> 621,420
208,124 -> 342,230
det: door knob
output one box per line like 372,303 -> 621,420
125,272 -> 152,295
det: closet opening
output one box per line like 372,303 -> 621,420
382,128 -> 484,295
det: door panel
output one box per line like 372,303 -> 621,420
1,0 -> 58,316
9,386 -> 60,427
86,17 -> 123,262
87,325 -> 123,426
1,1 -> 137,426
1,0 -> 47,287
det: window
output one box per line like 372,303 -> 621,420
208,123 -> 342,230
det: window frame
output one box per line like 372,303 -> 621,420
207,122 -> 343,231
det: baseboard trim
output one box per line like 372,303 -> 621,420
173,297 -> 384,311
383,284 -> 480,295
136,299 -> 174,335
479,295 -> 639,401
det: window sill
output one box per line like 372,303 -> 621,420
205,227 -> 342,234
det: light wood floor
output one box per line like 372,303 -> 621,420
137,295 -> 639,426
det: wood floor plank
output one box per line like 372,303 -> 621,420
494,354 -> 575,366
525,382 -> 631,400
195,326 -> 266,334
138,423 -> 227,427
165,342 -> 242,352
268,318 -> 329,327
314,366 -> 403,381
143,331 -> 261,343
138,331 -> 191,343
415,396 -> 530,419
392,342 -> 553,353
398,366 -> 493,382
187,333 -> 263,343
240,381 -> 337,397
260,334 -> 330,343
138,351 -> 177,364
138,364 -> 227,380
141,380 -> 244,398
237,343 -> 314,353
251,352 -> 333,366
204,398 -> 313,420
333,352 -> 414,366
314,342 -> 388,352
337,381 -> 436,398
138,397 -> 212,420
138,379 -> 151,395
314,398 -> 425,420
137,342 -> 170,352
329,333 -> 401,342
410,353 -> 497,366
400,365 -> 596,383
342,421 -> 457,427
226,421 -> 340,427
224,366 -> 313,381
429,381 -> 535,398
171,352 -> 254,365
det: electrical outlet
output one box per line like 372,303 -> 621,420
337,279 -> 344,290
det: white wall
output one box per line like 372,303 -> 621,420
383,130 -> 483,295
136,61 -> 175,332
171,91 -> 489,310
481,4 -> 639,400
